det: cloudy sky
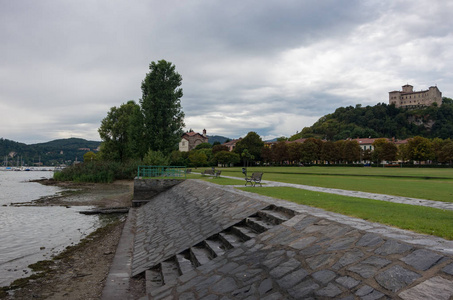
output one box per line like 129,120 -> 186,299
1,0 -> 452,144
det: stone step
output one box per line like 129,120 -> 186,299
176,251 -> 195,275
160,258 -> 180,285
146,268 -> 163,291
218,231 -> 242,248
258,209 -> 293,225
142,206 -> 296,294
246,216 -> 274,233
190,244 -> 213,267
204,238 -> 227,258
231,224 -> 258,241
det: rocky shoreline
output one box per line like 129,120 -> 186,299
1,180 -> 145,300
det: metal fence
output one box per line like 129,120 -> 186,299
137,166 -> 187,179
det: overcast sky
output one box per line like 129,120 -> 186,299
1,0 -> 452,144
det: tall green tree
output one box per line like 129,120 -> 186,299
212,144 -> 229,155
287,142 -> 302,164
127,103 -> 147,159
234,132 -> 264,163
189,151 -> 208,167
214,151 -> 240,167
272,141 -> 289,165
320,141 -> 337,164
397,143 -> 410,163
342,140 -> 361,163
407,136 -> 434,164
140,60 -> 185,154
98,101 -> 142,162
439,140 -> 453,164
372,138 -> 389,163
261,146 -> 273,165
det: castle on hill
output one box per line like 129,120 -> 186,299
389,84 -> 442,108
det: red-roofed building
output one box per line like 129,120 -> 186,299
352,137 -> 408,152
289,138 -> 307,144
352,138 -> 382,152
222,138 -> 241,152
179,129 -> 208,152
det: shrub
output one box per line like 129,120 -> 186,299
54,160 -> 141,183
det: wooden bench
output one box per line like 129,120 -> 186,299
201,169 -> 221,177
201,169 -> 215,176
245,172 -> 263,187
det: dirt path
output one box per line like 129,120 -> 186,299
1,180 -> 145,300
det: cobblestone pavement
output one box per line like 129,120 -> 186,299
125,180 -> 453,299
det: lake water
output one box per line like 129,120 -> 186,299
0,170 -> 103,287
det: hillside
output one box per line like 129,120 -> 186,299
290,97 -> 453,141
0,138 -> 101,166
208,135 -> 230,144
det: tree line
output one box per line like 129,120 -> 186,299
262,136 -> 453,166
147,132 -> 453,167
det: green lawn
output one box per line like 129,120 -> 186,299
186,173 -> 244,185
217,167 -> 453,202
239,186 -> 453,240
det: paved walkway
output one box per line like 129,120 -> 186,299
216,174 -> 453,211
102,179 -> 453,299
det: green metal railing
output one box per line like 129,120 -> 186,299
137,166 -> 187,179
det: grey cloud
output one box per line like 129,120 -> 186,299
1,0 -> 452,143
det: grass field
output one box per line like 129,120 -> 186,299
216,166 -> 453,202
187,166 -> 453,239
186,173 -> 244,185
238,186 -> 453,240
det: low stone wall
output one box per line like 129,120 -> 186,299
133,178 -> 184,202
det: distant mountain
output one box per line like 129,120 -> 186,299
290,97 -> 453,141
33,138 -> 101,151
265,138 -> 278,142
208,135 -> 231,144
0,137 -> 101,166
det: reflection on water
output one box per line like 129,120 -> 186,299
0,171 -> 104,287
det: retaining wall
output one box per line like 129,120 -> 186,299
133,178 -> 184,202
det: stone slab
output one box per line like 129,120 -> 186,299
400,249 -> 444,271
399,276 -> 453,300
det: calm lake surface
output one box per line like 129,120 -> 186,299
0,170 -> 102,287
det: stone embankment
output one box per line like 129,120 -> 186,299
103,180 -> 453,299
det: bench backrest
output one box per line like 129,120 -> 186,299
251,172 -> 263,180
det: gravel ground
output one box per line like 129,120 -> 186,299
1,180 -> 145,300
